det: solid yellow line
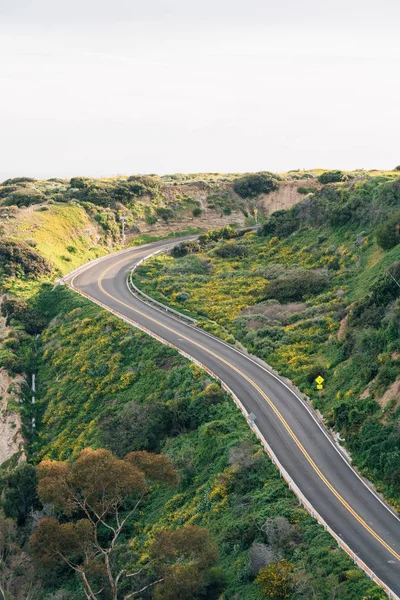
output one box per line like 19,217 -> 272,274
93,253 -> 400,562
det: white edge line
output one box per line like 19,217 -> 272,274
68,240 -> 400,525
127,245 -> 400,524
67,276 -> 399,600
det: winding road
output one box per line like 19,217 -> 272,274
66,238 -> 400,597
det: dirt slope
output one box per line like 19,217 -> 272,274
262,179 -> 322,215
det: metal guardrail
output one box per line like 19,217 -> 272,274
68,259 -> 399,600
128,249 -> 197,324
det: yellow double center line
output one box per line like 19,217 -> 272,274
88,253 -> 400,563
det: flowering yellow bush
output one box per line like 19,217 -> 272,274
256,559 -> 293,599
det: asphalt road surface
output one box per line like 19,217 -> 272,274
66,238 -> 400,596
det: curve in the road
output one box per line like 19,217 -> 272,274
66,239 -> 400,598
102,257 -> 399,559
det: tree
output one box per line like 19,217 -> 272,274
0,463 -> 39,525
150,526 -> 218,600
1,297 -> 46,335
248,543 -> 278,576
234,173 -> 279,198
99,400 -> 171,455
259,209 -> 299,238
30,448 -> 216,600
317,170 -> 346,184
256,559 -> 293,599
0,511 -> 37,599
375,212 -> 400,250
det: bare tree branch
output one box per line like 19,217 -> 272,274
123,577 -> 165,599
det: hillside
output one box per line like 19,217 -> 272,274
0,170 -> 371,247
12,286 -> 383,599
0,169 -> 397,599
133,172 -> 400,507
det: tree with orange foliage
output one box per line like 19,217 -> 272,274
29,448 -> 217,600
256,559 -> 293,599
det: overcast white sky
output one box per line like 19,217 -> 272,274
1,0 -> 399,179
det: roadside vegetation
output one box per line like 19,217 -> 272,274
133,173 -> 400,508
0,287 -> 384,598
0,169 -> 397,598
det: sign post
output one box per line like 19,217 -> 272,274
315,375 -> 324,401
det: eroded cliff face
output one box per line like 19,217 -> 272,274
128,179 -> 316,238
0,368 -> 25,466
262,179 -> 322,214
0,303 -> 25,467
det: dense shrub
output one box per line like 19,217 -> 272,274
1,297 -> 46,334
259,210 -> 299,238
0,463 -> 39,525
234,173 -> 279,198
127,175 -> 159,197
69,176 -> 89,189
171,240 -> 201,258
0,239 -> 52,278
0,186 -> 19,199
82,182 -> 115,207
317,170 -> 346,184
263,270 -> 329,302
199,226 -> 238,245
192,206 -> 202,217
375,212 -> 400,250
297,186 -> 316,195
215,243 -> 249,258
256,560 -> 293,599
156,206 -> 175,222
372,178 -> 400,212
99,400 -> 171,455
1,177 -> 36,185
3,188 -> 46,207
176,291 -> 190,302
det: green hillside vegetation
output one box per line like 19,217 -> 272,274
0,173 -> 257,236
0,169 -> 398,598
0,286 -> 383,599
132,174 -> 400,508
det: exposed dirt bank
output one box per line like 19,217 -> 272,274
0,368 -> 25,466
262,179 -> 322,215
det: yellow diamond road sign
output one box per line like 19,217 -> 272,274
315,375 -> 324,385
